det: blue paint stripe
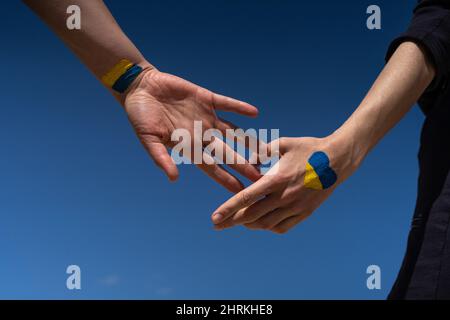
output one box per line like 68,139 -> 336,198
309,151 -> 329,168
308,151 -> 337,189
112,64 -> 143,93
318,168 -> 337,189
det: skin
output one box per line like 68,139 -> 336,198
23,0 -> 261,193
23,1 -> 436,234
212,42 -> 436,233
124,69 -> 262,190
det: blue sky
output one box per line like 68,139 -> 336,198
0,0 -> 422,299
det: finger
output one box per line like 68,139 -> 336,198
205,137 -> 261,182
217,128 -> 281,167
215,193 -> 282,229
215,118 -> 267,164
271,214 -> 308,234
215,118 -> 258,149
212,93 -> 258,117
244,207 -> 294,230
144,141 -> 179,181
253,138 -> 290,175
266,138 -> 292,157
211,174 -> 280,224
197,155 -> 244,193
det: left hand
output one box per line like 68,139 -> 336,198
211,135 -> 359,233
124,67 -> 261,193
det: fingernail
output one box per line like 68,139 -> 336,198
212,213 -> 223,224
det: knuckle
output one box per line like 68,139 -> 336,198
278,137 -> 288,145
275,173 -> 290,184
239,191 -> 252,206
272,227 -> 288,234
278,137 -> 292,149
244,223 -> 258,230
261,222 -> 274,230
301,208 -> 314,218
245,220 -> 260,229
282,191 -> 298,204
220,208 -> 231,218
253,220 -> 272,230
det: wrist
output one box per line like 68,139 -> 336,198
112,60 -> 157,106
326,129 -> 368,181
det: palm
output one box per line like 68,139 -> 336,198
123,69 -> 261,191
125,71 -> 217,147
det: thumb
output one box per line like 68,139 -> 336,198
145,140 -> 179,181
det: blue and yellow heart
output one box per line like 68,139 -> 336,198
304,151 -> 337,190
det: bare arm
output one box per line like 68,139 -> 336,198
333,41 -> 435,169
212,42 -> 435,233
23,0 -> 150,99
23,0 -> 261,192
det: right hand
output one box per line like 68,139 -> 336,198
211,135 -> 360,233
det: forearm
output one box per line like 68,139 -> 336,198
331,42 -> 435,171
23,0 -> 153,98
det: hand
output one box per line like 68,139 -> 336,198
211,135 -> 360,233
124,67 -> 261,192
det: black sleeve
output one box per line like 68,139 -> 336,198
386,0 -> 450,93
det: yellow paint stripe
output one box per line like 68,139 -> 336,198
101,59 -> 134,87
304,162 -> 323,190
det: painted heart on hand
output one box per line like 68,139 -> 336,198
304,151 -> 337,190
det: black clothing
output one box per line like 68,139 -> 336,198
385,0 -> 450,299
